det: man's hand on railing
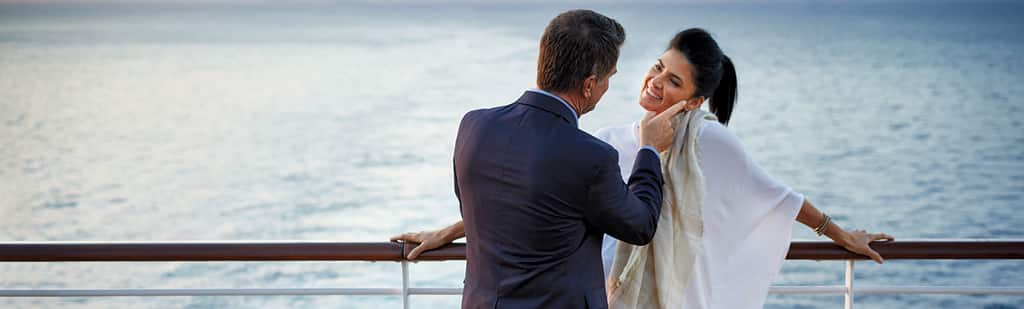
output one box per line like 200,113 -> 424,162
390,230 -> 447,260
390,220 -> 465,259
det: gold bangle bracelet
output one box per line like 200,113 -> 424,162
814,213 -> 831,236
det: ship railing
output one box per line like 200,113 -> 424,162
1,239 -> 1022,309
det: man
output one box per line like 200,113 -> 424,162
391,9 -> 684,308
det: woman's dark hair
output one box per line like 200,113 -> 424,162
537,9 -> 626,93
669,28 -> 737,126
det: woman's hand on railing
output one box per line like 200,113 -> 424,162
390,220 -> 466,259
835,229 -> 895,264
795,199 -> 895,264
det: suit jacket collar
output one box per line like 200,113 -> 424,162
516,91 -> 579,127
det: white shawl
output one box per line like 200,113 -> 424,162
606,110 -> 717,309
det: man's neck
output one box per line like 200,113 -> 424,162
547,90 -> 584,117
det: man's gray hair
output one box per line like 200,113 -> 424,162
536,9 -> 625,93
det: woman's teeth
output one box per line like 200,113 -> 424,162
645,88 -> 662,100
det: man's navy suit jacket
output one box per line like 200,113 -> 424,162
454,91 -> 665,308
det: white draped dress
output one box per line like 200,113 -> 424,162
596,119 -> 805,309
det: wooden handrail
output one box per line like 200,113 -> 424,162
0,240 -> 1021,262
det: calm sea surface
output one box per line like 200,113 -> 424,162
1,2 -> 1022,308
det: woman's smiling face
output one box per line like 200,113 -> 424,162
639,49 -> 699,114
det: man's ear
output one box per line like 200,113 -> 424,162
583,74 -> 597,98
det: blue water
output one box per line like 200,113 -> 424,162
1,2 -> 1022,308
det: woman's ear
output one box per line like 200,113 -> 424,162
687,96 -> 705,111
582,74 -> 597,98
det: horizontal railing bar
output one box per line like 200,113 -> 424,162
769,286 -> 1024,295
0,239 -> 1021,262
407,288 -> 462,295
785,239 -> 1024,260
769,285 -> 847,294
0,242 -> 406,262
854,286 -> 1024,295
2,286 -> 1021,297
0,288 -> 404,297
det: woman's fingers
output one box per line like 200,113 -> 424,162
842,229 -> 888,264
654,102 -> 688,121
641,101 -> 687,126
872,233 -> 895,242
865,246 -> 885,264
855,232 -> 887,263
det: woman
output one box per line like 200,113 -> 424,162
392,28 -> 892,308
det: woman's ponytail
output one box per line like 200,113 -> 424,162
710,55 -> 737,126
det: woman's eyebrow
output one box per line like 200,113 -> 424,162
658,59 -> 682,82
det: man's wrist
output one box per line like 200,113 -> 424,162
439,222 -> 465,242
438,227 -> 456,242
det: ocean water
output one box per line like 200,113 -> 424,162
1,2 -> 1022,308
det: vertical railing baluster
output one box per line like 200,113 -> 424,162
844,260 -> 854,309
402,261 -> 410,309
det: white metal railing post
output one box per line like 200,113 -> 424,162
402,261 -> 410,309
844,260 -> 854,309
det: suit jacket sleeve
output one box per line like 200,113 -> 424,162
454,158 -> 462,211
583,148 -> 665,245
